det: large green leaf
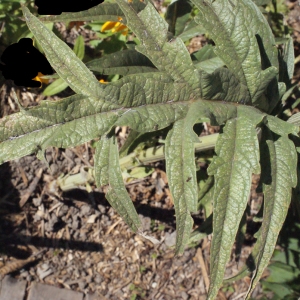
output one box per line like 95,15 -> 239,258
22,6 -> 103,99
117,0 -> 201,97
200,68 -> 251,104
206,106 -> 263,299
165,102 -> 203,254
0,94 -> 121,164
244,118 -> 298,298
191,0 -> 278,109
86,49 -> 157,76
94,136 -> 142,232
102,72 -> 194,106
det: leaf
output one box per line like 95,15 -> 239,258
116,101 -> 189,133
86,49 -> 157,76
191,44 -> 217,62
200,68 -> 251,104
117,0 -> 201,97
191,0 -> 278,108
252,0 -> 272,6
206,106 -> 263,299
102,72 -> 192,107
245,125 -> 298,298
43,77 -> 69,96
177,20 -> 205,42
22,6 -> 103,99
38,2 -> 146,24
195,57 -> 225,74
94,136 -> 111,187
74,35 -> 85,60
94,136 -> 142,232
0,94 -> 122,164
165,0 -> 193,36
165,102 -> 203,254
287,112 -> 300,127
279,37 -> 294,89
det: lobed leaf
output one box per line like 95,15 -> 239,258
117,0 -> 201,98
200,68 -> 251,104
191,0 -> 279,109
165,101 -> 210,254
245,124 -> 298,298
206,106 -> 263,299
102,72 -> 194,107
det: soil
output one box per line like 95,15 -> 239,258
0,0 -> 299,299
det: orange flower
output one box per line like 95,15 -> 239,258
99,79 -> 108,84
101,19 -> 128,36
32,72 -> 50,85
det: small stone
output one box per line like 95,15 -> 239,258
0,275 -> 26,300
97,204 -> 106,214
86,214 -> 98,224
151,282 -> 157,288
33,210 -> 44,222
180,291 -> 189,300
50,163 -> 59,176
164,231 -> 177,247
32,197 -> 42,207
94,274 -> 102,284
58,205 -> 69,217
78,280 -> 87,290
80,205 -> 91,216
28,282 -> 83,300
37,263 -> 53,280
139,215 -> 151,231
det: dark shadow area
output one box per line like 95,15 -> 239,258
0,38 -> 53,88
0,162 -> 104,259
0,234 -> 103,253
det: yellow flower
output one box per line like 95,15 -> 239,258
101,19 -> 128,36
32,72 -> 50,85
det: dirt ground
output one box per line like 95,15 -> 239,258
0,0 -> 299,299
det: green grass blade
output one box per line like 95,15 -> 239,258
43,78 -> 69,96
74,35 -> 85,60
